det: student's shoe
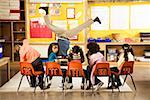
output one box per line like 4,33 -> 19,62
93,17 -> 101,24
67,83 -> 73,89
47,83 -> 51,88
107,84 -> 119,89
81,83 -> 84,90
40,86 -> 50,90
94,82 -> 104,91
30,84 -> 36,87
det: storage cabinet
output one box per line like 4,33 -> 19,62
98,42 -> 150,64
0,0 -> 26,62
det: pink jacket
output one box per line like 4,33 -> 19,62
89,52 -> 105,85
19,39 -> 40,63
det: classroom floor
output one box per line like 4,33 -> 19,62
0,63 -> 150,100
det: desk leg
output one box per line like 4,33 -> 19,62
7,60 -> 10,80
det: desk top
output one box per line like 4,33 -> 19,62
0,57 -> 10,67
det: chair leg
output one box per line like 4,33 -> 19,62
34,83 -> 37,93
26,76 -> 31,86
34,77 -> 38,93
110,75 -> 114,93
117,86 -> 120,92
108,76 -> 110,87
17,75 -> 24,92
92,85 -> 94,93
129,74 -> 136,91
62,77 -> 65,91
123,74 -> 128,86
44,76 -> 48,87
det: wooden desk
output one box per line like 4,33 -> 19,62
0,57 -> 10,80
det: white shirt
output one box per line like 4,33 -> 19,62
117,52 -> 134,67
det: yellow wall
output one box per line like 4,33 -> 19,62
26,1 -> 150,43
26,1 -> 86,43
88,2 -> 150,40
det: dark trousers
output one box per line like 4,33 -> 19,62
31,57 -> 44,88
61,69 -> 75,84
110,67 -> 122,86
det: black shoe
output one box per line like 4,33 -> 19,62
107,85 -> 118,89
118,82 -> 122,86
46,83 -> 51,88
93,17 -> 101,24
107,85 -> 115,89
40,86 -> 50,90
30,84 -> 36,87
86,86 -> 91,90
39,7 -> 49,15
69,85 -> 73,89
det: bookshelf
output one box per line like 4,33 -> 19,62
98,42 -> 150,65
0,0 -> 26,62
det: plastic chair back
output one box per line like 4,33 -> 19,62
67,61 -> 85,77
93,62 -> 111,76
119,61 -> 134,75
45,62 -> 62,76
20,62 -> 34,76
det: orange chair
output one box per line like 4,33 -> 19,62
66,61 -> 85,89
111,61 -> 136,90
92,62 -> 116,92
17,62 -> 43,93
45,62 -> 63,89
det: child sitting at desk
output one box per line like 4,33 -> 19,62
47,42 -> 68,89
66,45 -> 85,89
68,45 -> 85,63
47,42 -> 59,87
48,42 -> 59,62
85,42 -> 105,90
19,39 -> 46,90
109,44 -> 135,89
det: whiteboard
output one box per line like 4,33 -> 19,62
91,6 -> 109,30
110,6 -> 129,30
130,5 -> 150,29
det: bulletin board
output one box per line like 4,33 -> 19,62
0,0 -> 20,20
30,17 -> 52,38
26,0 -> 85,43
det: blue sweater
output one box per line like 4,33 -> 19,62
48,52 -> 57,62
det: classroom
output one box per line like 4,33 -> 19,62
0,0 -> 150,100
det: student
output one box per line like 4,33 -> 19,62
46,42 -> 59,88
19,39 -> 46,90
68,45 -> 85,63
39,7 -> 101,57
67,45 -> 85,89
109,44 -> 135,88
48,42 -> 59,62
84,42 -> 105,91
